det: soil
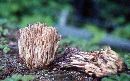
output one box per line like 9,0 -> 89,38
0,48 -> 101,81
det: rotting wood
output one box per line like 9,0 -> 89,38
18,22 -> 61,69
55,46 -> 123,77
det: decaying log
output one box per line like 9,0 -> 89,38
55,46 -> 123,77
18,22 -> 60,69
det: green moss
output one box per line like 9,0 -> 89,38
2,74 -> 34,81
102,73 -> 130,81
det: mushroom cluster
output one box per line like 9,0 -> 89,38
18,22 -> 60,69
57,47 -> 123,77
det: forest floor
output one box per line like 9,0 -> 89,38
0,32 -> 101,81
0,30 -> 129,81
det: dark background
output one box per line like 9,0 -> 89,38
0,0 -> 130,39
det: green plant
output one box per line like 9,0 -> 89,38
0,20 -> 12,54
2,74 -> 34,81
0,26 -> 9,36
0,37 -> 10,54
20,14 -> 54,27
84,24 -> 105,45
98,0 -> 127,25
102,73 -> 130,81
124,54 -> 130,69
0,0 -> 70,27
113,24 -> 130,39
